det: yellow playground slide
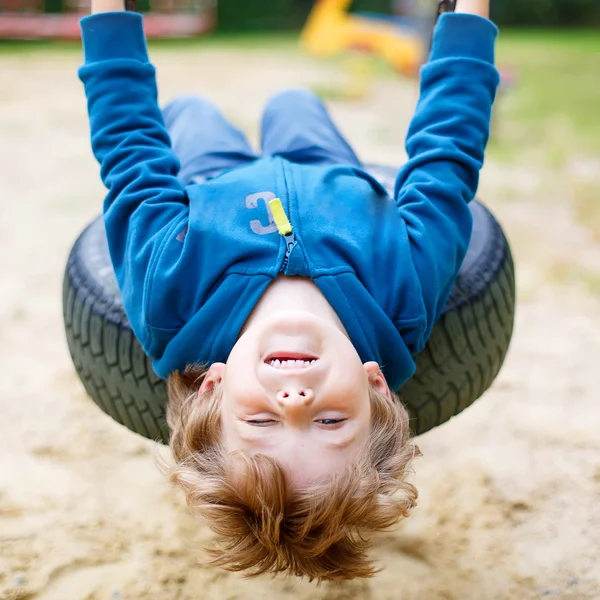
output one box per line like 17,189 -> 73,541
301,0 -> 426,77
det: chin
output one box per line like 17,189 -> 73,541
255,312 -> 332,358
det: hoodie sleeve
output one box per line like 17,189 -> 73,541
78,12 -> 188,356
394,13 -> 500,354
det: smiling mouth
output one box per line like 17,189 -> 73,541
264,352 -> 319,370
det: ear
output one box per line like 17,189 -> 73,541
363,362 -> 393,400
199,362 -> 226,396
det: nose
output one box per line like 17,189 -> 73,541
276,388 -> 314,408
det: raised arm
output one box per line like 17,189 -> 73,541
454,0 -> 489,18
79,3 -> 188,353
394,2 -> 499,353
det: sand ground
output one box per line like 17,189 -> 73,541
0,42 -> 599,600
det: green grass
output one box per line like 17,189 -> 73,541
491,30 -> 600,163
0,31 -> 300,54
2,27 -> 598,163
150,31 -> 300,51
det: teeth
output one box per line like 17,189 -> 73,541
269,359 -> 316,369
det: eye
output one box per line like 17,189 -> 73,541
316,418 -> 347,427
245,419 -> 278,427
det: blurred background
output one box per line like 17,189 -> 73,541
2,0 -> 600,33
0,1 -> 599,599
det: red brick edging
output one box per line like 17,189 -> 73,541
0,10 -> 215,39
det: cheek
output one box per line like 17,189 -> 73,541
356,403 -> 372,437
222,369 -> 266,416
224,346 -> 259,395
331,335 -> 366,375
220,405 -> 247,453
224,368 -> 262,403
220,403 -> 236,446
332,362 -> 369,400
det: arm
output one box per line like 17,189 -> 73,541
79,3 -> 188,354
394,4 -> 499,353
91,0 -> 124,11
454,0 -> 489,18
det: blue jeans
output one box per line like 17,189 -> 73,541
162,88 -> 362,185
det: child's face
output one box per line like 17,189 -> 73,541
200,312 -> 391,488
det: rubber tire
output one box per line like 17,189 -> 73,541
62,165 -> 515,442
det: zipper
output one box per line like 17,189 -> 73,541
268,197 -> 297,272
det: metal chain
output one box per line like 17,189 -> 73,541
437,0 -> 457,19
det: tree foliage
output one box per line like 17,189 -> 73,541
491,0 -> 600,26
216,0 -> 600,31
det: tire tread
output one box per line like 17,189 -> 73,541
61,171 -> 515,442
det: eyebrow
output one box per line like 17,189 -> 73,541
235,427 -> 358,451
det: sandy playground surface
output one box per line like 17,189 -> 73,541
0,42 -> 599,600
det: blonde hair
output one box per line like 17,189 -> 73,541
165,364 -> 419,582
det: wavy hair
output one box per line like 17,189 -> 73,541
164,364 -> 419,582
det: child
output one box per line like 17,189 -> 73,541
79,0 -> 498,581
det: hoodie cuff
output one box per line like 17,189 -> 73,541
431,13 -> 498,64
81,12 -> 148,64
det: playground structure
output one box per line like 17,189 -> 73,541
301,0 -> 516,115
301,0 -> 434,77
0,0 -> 216,39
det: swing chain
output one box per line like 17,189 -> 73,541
436,0 -> 457,19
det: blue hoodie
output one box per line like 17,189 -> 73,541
79,12 -> 499,391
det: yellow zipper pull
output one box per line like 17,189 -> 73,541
268,198 -> 293,236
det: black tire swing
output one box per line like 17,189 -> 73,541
62,165 -> 515,443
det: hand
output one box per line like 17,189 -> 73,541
455,0 -> 489,18
91,0 -> 124,13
